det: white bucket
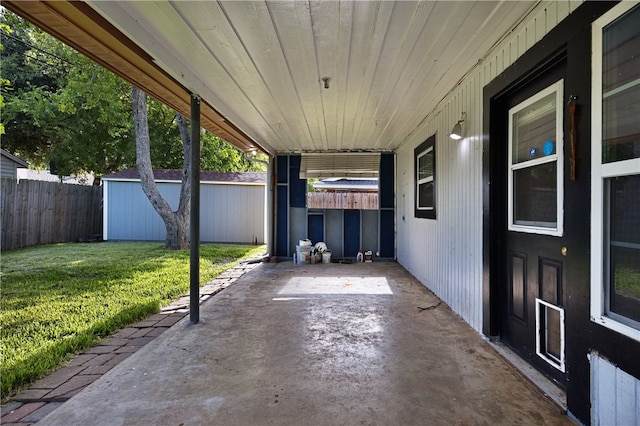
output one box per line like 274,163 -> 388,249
296,245 -> 311,264
322,251 -> 332,264
299,239 -> 312,247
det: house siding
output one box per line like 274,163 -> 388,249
590,353 -> 640,426
398,1 -> 640,424
396,1 -> 584,334
397,111 -> 483,332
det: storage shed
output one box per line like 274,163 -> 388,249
103,169 -> 266,244
1,149 -> 28,179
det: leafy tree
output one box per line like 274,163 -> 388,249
1,11 -> 67,161
0,22 -> 11,135
201,132 -> 267,172
52,57 -> 135,183
143,95 -> 267,172
1,11 -> 134,181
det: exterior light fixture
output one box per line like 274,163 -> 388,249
449,112 -> 465,140
322,77 -> 331,89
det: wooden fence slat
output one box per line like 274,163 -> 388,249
21,180 -> 30,247
1,178 -> 103,251
307,192 -> 378,210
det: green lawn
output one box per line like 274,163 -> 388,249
0,242 -> 266,399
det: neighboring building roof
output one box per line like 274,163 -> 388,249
102,168 -> 266,184
1,149 -> 29,168
312,178 -> 378,192
17,169 -> 95,185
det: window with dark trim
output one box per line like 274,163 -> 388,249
415,134 -> 436,219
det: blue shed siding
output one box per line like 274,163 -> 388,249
200,184 -> 265,244
105,180 -> 265,244
106,181 -> 174,241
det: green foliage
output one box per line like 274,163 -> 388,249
0,242 -> 266,398
1,11 -> 71,163
0,22 -> 10,135
1,18 -> 136,180
307,178 -> 319,193
52,59 -> 135,180
245,153 -> 269,172
147,97 -> 184,168
201,132 -> 267,172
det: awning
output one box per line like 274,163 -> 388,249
300,153 -> 380,179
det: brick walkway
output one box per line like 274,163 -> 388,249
0,261 -> 261,425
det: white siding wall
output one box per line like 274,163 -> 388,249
105,180 -> 265,244
590,353 -> 640,425
395,0 -> 583,333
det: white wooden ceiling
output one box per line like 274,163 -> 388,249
85,1 -> 535,155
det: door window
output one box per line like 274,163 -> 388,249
591,3 -> 640,342
508,80 -> 564,236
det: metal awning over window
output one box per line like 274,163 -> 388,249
300,153 -> 380,179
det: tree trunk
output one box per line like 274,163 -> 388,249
175,112 -> 192,232
131,85 -> 191,249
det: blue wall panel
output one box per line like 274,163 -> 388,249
379,153 -> 394,209
379,209 -> 394,258
289,155 -> 307,207
276,185 -> 288,256
308,214 -> 324,245
379,152 -> 395,258
277,155 -> 288,184
343,210 -> 361,258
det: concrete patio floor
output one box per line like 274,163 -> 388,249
38,261 -> 572,425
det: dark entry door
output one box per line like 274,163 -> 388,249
500,63 -> 568,386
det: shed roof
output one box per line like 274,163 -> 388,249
103,168 -> 266,184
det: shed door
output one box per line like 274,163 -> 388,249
500,64 -> 569,386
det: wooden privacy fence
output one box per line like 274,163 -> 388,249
307,192 -> 378,210
1,179 -> 103,251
